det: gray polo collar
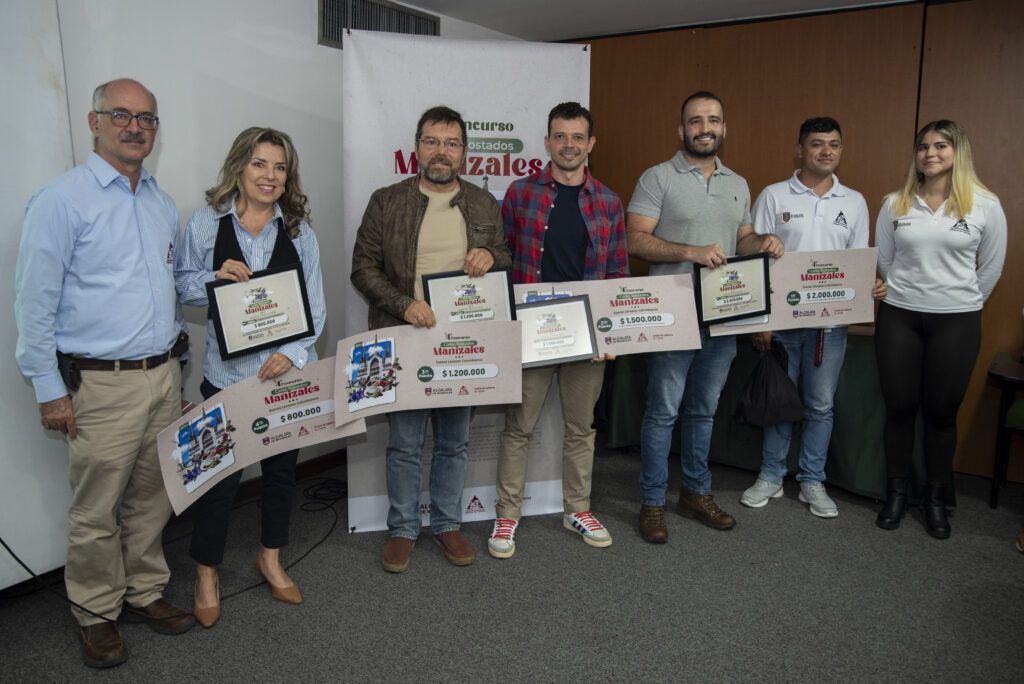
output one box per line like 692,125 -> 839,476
669,149 -> 733,177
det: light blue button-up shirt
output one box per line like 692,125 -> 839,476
174,200 -> 326,389
15,152 -> 184,403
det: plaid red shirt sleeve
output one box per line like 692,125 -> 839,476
502,164 -> 630,284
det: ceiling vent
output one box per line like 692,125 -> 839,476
319,0 -> 440,49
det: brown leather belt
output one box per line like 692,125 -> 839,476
71,352 -> 175,372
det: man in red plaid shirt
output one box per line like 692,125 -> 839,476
488,102 -> 629,558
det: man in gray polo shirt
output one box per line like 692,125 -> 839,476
626,91 -> 783,544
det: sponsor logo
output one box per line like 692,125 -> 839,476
417,366 -> 434,382
427,387 -> 453,396
166,242 -> 174,264
792,310 -> 817,319
950,219 -> 970,234
459,386 -> 469,396
424,387 -> 432,396
787,291 -> 801,305
637,333 -> 649,342
465,496 -> 486,514
833,211 -> 848,227
604,335 -> 631,345
821,308 -> 831,317
252,417 -> 270,434
782,212 -> 791,223
262,431 -> 292,446
894,220 -> 911,230
298,426 -> 310,437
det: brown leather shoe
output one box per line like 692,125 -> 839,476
255,555 -> 303,605
676,490 -> 736,530
193,576 -> 221,628
80,622 -> 127,669
382,536 -> 415,573
639,505 -> 668,543
432,530 -> 476,566
121,597 -> 195,635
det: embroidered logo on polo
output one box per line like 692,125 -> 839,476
893,220 -> 911,231
779,212 -> 804,223
949,219 -> 970,235
833,211 -> 848,227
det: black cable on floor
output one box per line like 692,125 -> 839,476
0,476 -> 347,612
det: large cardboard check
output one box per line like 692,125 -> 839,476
334,321 -> 522,424
158,357 -> 366,515
709,248 -> 878,336
514,275 -> 701,356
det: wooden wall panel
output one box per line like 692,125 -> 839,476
917,0 -> 1024,478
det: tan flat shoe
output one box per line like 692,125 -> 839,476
255,555 -> 302,605
193,576 -> 220,628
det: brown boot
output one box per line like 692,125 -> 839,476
676,490 -> 736,530
432,530 -> 476,566
639,505 -> 668,543
121,598 -> 195,635
79,622 -> 127,669
382,537 -> 415,573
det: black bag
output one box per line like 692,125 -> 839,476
735,338 -> 804,427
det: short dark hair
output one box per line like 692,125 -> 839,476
416,105 -> 467,146
548,102 -> 593,136
680,91 -> 725,123
798,117 -> 842,144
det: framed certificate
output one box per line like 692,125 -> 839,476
693,253 -> 771,326
516,295 -> 598,369
422,268 -> 516,323
206,263 -> 314,360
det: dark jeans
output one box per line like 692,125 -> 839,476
189,378 -> 298,567
875,302 -> 981,484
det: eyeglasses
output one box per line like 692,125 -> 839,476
95,110 -> 159,130
418,137 -> 464,152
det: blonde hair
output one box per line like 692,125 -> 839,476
205,127 -> 310,237
888,119 -> 990,219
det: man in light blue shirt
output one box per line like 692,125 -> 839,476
15,78 -> 194,669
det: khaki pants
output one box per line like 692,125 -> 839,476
65,362 -> 180,626
495,360 -> 606,520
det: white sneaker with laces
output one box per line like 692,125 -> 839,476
799,482 -> 839,518
563,511 -> 612,548
487,518 -> 519,558
740,479 -> 784,508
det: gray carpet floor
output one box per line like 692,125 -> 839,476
3,443 -> 1024,682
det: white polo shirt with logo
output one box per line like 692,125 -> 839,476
751,171 -> 869,251
875,190 -> 1006,313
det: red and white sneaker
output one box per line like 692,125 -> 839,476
487,518 -> 519,559
563,511 -> 613,548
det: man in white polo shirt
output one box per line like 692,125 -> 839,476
740,117 -> 883,517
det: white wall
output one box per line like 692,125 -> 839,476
0,0 -> 75,589
0,0 -> 516,588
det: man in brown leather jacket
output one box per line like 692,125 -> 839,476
351,105 -> 511,573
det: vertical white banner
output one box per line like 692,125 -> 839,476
341,31 -> 590,532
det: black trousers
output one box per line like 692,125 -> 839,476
189,378 -> 299,567
874,302 -> 981,483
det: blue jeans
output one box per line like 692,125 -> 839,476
760,327 -> 848,485
385,407 -> 472,539
639,331 -> 737,504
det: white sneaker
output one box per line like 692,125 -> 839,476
563,511 -> 612,548
799,482 -> 839,518
740,479 -> 784,508
488,518 -> 519,558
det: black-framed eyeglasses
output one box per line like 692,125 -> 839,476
95,110 -> 159,130
418,137 -> 464,151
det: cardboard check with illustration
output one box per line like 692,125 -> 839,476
157,358 -> 366,515
334,321 -> 522,424
709,247 -> 878,336
514,274 -> 701,357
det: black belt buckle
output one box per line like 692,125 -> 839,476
56,352 -> 82,393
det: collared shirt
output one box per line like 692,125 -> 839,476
503,163 -> 629,283
752,172 -> 869,251
628,150 -> 751,276
15,152 -> 183,403
175,200 -> 326,389
876,190 -> 1006,313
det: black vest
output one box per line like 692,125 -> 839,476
207,213 -> 300,320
